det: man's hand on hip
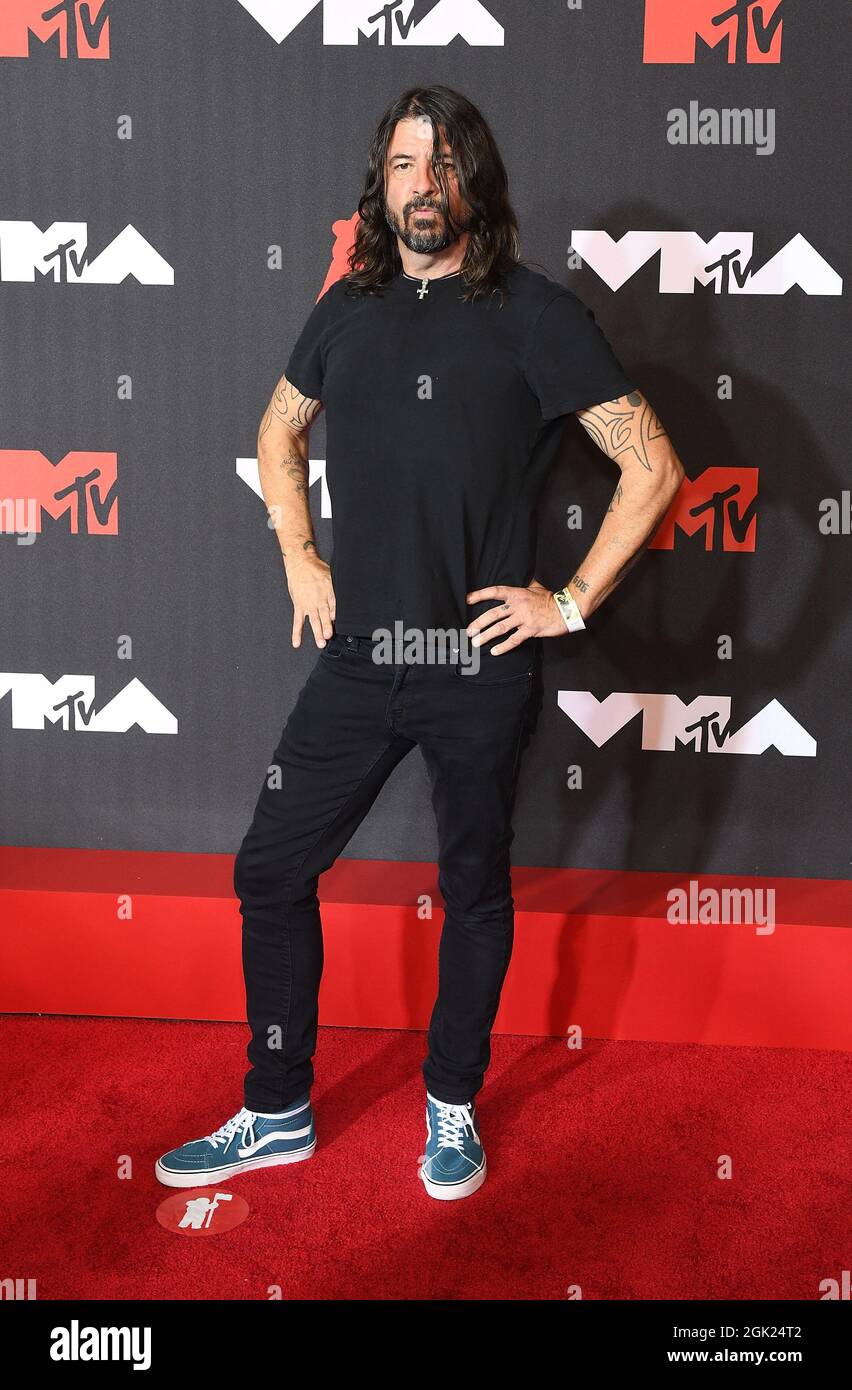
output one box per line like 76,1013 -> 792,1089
465,580 -> 580,655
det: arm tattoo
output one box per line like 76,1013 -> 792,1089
576,390 -> 668,472
607,481 -> 624,513
280,539 -> 318,560
570,572 -> 590,594
281,444 -> 308,495
259,375 -> 323,441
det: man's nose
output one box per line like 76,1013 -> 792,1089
414,165 -> 440,196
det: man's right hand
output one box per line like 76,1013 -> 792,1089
286,555 -> 337,649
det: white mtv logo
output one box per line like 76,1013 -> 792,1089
235,0 -> 503,45
0,675 -> 178,733
0,222 -> 174,284
559,692 -> 816,756
572,230 -> 842,295
237,456 -> 331,517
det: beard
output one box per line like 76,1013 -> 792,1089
385,199 -> 472,254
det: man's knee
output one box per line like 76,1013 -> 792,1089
234,838 -> 319,920
233,839 -> 281,908
438,859 -> 513,921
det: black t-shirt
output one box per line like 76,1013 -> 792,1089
284,261 -> 636,639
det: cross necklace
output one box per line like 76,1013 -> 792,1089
401,267 -> 462,300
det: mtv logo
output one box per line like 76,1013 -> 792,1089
0,451 -> 118,535
644,0 -> 783,64
0,0 -> 110,59
234,0 -> 503,46
651,468 -> 758,552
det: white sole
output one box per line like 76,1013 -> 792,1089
155,1137 -> 317,1189
419,1156 -> 487,1201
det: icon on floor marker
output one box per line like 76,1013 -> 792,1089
156,1188 -> 249,1236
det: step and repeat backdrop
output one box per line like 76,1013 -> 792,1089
1,1 -> 849,879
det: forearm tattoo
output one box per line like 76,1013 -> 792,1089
281,444 -> 308,495
280,538 -> 318,561
257,378 -> 322,564
576,391 -> 668,473
568,390 -> 682,609
274,447 -> 318,560
607,481 -> 624,513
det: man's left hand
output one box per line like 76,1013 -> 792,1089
465,580 -> 581,655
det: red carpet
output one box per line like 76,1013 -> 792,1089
1,1015 -> 848,1301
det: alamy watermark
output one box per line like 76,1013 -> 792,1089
667,880 -> 776,935
368,623 -> 482,673
667,102 -> 775,156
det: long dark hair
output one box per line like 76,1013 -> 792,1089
344,85 -> 523,305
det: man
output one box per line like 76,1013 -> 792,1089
156,86 -> 684,1200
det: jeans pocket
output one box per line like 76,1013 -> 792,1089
319,634 -> 345,660
453,657 -> 535,685
453,634 -> 541,685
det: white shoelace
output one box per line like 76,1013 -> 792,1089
432,1100 -> 477,1153
204,1107 -> 257,1150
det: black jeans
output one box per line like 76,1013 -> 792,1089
233,632 -> 544,1111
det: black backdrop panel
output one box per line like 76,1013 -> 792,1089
0,1 -> 849,877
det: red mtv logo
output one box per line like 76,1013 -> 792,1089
644,0 -> 783,64
0,450 -> 118,534
651,468 -> 758,552
0,0 -> 110,60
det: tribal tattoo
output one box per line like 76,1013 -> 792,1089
564,389 -> 684,610
576,390 -> 669,473
256,373 -> 323,567
258,373 -> 323,442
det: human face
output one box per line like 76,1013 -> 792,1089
384,114 -> 472,259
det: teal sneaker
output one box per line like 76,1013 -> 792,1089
418,1092 -> 487,1200
155,1097 -> 316,1188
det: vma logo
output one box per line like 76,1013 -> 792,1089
0,222 -> 173,284
644,0 -> 784,64
235,0 -> 503,46
571,231 -> 841,296
0,0 -> 110,60
559,693 -> 815,757
1,451 -> 118,538
652,468 -> 758,552
0,675 -> 178,733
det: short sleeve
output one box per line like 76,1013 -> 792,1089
523,290 -> 636,420
284,280 -> 341,403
